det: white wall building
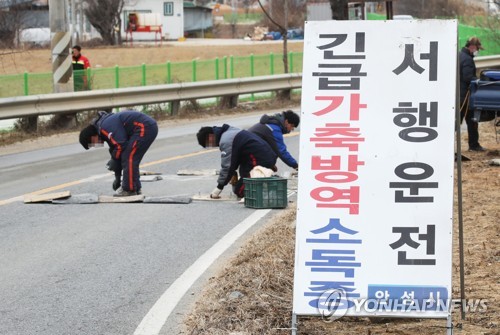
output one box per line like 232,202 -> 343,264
122,0 -> 184,40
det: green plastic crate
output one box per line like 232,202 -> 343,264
243,177 -> 288,209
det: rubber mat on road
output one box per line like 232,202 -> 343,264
52,193 -> 99,204
140,170 -> 162,175
177,169 -> 218,176
192,194 -> 241,202
144,196 -> 192,204
98,195 -> 145,203
140,175 -> 163,182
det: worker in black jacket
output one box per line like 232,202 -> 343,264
459,36 -> 485,151
197,124 -> 278,198
79,109 -> 158,196
248,110 -> 300,170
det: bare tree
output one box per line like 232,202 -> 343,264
329,0 -> 349,20
257,0 -> 305,69
257,0 -> 289,100
0,0 -> 30,48
482,0 -> 500,52
243,0 -> 251,17
0,1 -> 39,132
82,0 -> 124,45
393,0 -> 499,52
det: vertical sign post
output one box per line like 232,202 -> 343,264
293,20 -> 457,323
49,0 -> 73,93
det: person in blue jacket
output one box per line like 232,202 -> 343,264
248,110 -> 300,170
79,109 -> 158,196
196,124 -> 277,199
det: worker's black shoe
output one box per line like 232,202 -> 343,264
469,145 -> 486,152
113,187 -> 138,197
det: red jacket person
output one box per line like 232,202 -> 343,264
79,110 -> 158,196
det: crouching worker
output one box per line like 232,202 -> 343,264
196,124 -> 277,199
248,110 -> 300,170
79,109 -> 158,196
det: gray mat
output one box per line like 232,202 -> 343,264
143,196 -> 192,204
52,193 -> 99,204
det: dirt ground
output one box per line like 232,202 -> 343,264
0,40 -> 304,75
183,121 -> 499,335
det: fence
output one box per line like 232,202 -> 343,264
0,74 -> 303,120
0,52 -> 304,99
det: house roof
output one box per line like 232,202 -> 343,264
183,1 -> 212,10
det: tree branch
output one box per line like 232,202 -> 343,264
257,0 -> 285,33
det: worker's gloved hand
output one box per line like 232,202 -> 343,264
106,159 -> 120,172
229,173 -> 238,186
271,165 -> 278,172
210,187 -> 222,199
112,176 -> 121,191
291,167 -> 299,177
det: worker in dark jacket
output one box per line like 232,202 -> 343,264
459,36 -> 485,151
197,124 -> 277,199
79,109 -> 158,196
248,110 -> 300,170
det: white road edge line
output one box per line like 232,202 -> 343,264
133,209 -> 271,335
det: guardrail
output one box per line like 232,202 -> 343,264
0,73 -> 302,120
475,55 -> 500,70
0,54 -> 498,121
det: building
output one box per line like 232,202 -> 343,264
122,0 -> 184,41
183,1 -> 213,38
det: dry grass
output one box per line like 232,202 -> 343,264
183,121 -> 500,335
184,207 -> 297,335
0,42 -> 304,75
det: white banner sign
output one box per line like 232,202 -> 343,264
293,20 -> 457,319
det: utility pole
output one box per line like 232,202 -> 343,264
49,0 -> 73,94
49,0 -> 76,128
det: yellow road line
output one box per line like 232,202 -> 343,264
0,149 -> 217,207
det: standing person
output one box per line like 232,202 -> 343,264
248,110 -> 300,170
459,37 -> 486,152
72,45 -> 91,91
196,124 -> 278,199
79,109 -> 158,196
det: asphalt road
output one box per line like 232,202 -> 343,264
0,110 -> 300,335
